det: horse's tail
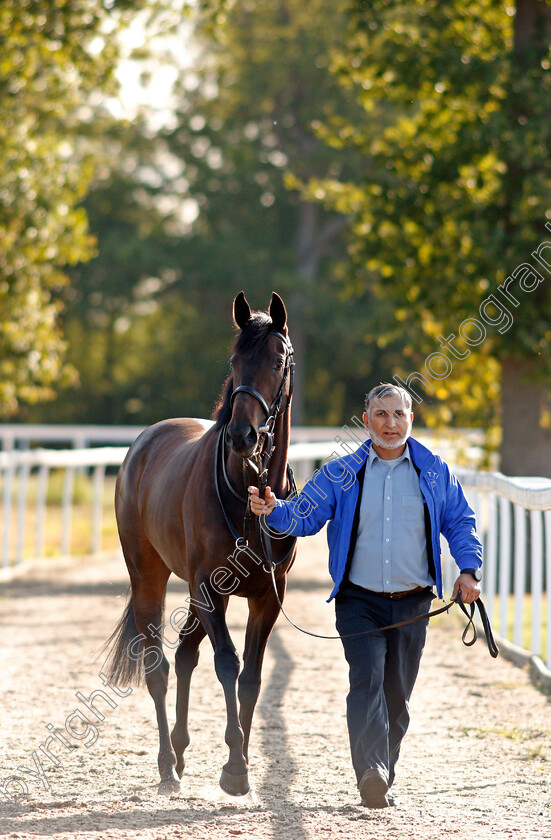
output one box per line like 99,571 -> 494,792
99,595 -> 146,687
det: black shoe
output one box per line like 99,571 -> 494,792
358,768 -> 389,808
360,793 -> 397,808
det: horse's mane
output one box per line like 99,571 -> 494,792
213,311 -> 274,428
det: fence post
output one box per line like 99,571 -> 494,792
16,459 -> 31,565
35,464 -> 49,560
498,496 -> 511,639
2,453 -> 15,568
529,509 -> 543,657
61,467 -> 75,556
512,504 -> 526,648
484,492 -> 498,626
92,464 -> 106,554
545,510 -> 551,670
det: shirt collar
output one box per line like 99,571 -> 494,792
368,441 -> 411,469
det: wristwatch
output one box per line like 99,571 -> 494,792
461,567 -> 482,582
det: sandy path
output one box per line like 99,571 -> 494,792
0,530 -> 549,839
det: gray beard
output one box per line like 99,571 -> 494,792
368,424 -> 411,450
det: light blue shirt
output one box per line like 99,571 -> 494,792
348,442 -> 435,592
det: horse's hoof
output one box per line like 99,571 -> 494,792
220,769 -> 250,796
157,775 -> 181,795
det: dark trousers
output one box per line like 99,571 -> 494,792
335,584 -> 434,787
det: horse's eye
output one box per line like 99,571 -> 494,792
274,359 -> 284,371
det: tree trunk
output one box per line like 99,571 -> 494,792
500,356 -> 551,477
514,0 -> 551,52
498,1 -> 551,477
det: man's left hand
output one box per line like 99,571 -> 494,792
452,573 -> 481,605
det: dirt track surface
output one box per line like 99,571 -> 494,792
0,530 -> 550,840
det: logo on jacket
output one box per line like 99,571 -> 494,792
427,470 -> 439,486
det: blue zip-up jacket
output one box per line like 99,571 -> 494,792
267,436 -> 482,600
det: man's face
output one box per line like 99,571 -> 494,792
363,394 -> 413,450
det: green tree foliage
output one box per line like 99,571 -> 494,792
33,0 -> 398,427
0,0 -> 179,417
161,0 -> 372,424
308,0 -> 551,470
55,131 -> 232,424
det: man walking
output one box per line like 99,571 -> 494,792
248,383 -> 482,808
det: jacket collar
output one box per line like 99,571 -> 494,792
343,436 -> 436,475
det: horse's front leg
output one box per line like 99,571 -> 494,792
194,582 -> 250,795
238,581 -> 284,764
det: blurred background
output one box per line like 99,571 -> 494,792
1,0 -> 551,476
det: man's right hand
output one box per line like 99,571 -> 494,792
248,485 -> 277,516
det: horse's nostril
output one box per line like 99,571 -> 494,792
227,423 -> 257,455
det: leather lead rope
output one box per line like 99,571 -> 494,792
214,426 -> 242,543
454,594 -> 499,657
219,329 -> 498,657
267,561 -> 499,658
214,425 -> 297,567
215,425 -> 498,657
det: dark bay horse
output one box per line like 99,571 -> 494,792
103,291 -> 297,796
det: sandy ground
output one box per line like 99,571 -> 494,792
0,530 -> 550,840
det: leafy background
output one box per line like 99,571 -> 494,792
2,0 -> 551,474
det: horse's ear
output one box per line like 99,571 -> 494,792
233,291 -> 252,330
268,291 -> 287,333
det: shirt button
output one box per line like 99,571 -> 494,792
385,580 -> 390,585
386,516 -> 390,521
386,496 -> 390,500
385,538 -> 390,542
385,560 -> 389,564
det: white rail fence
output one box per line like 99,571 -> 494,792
0,438 -> 341,569
1,447 -> 128,567
446,469 -> 551,669
1,439 -> 550,669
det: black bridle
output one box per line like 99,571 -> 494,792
229,329 -> 294,437
215,329 -> 297,568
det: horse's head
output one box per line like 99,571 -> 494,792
226,291 -> 293,458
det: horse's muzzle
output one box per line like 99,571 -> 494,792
226,422 -> 258,458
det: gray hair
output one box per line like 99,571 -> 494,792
364,383 -> 413,414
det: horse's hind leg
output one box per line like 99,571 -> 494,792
124,544 -> 180,794
171,605 -> 207,778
